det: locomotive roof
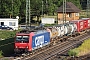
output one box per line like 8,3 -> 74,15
34,30 -> 48,35
17,29 -> 48,35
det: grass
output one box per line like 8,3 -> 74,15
0,30 -> 16,40
0,30 -> 20,57
0,38 -> 14,58
44,24 -> 57,27
80,10 -> 90,18
68,38 -> 90,57
0,38 -> 14,57
76,38 -> 90,56
0,50 -> 3,58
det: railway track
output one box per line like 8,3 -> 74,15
47,32 -> 90,60
13,32 -> 90,60
12,31 -> 90,60
14,41 -> 69,60
66,53 -> 90,60
48,33 -> 90,60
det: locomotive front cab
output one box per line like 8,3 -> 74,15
14,33 -> 32,53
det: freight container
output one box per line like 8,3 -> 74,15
56,24 -> 65,37
82,18 -> 90,29
70,20 -> 84,32
46,27 -> 58,38
31,30 -> 50,50
55,27 -> 61,36
0,18 -> 18,30
70,23 -> 77,33
81,18 -> 88,30
64,23 -> 72,35
88,19 -> 90,28
59,24 -> 65,36
41,18 -> 55,24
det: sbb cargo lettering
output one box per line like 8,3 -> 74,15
35,35 -> 44,46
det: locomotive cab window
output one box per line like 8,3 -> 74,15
16,36 -> 29,43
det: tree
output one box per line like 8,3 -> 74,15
0,0 -> 12,18
0,0 -> 82,24
0,0 -> 21,18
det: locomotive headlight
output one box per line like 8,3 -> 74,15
26,46 -> 28,48
16,46 -> 18,48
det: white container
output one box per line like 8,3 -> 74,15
41,18 -> 55,24
0,18 -> 18,30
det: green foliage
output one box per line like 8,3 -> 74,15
0,30 -> 17,58
78,39 -> 90,51
0,0 -> 82,18
0,41 -> 14,57
44,24 -> 57,27
0,30 -> 16,39
0,0 -> 86,24
67,0 -> 81,9
0,50 -> 3,58
0,0 -> 21,18
68,38 -> 90,56
68,49 -> 79,57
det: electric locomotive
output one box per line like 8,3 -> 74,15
14,30 -> 50,53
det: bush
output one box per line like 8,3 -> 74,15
68,49 -> 79,57
44,24 -> 57,27
0,50 -> 3,58
0,30 -> 18,40
0,30 -> 19,57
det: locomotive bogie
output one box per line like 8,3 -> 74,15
14,48 -> 28,53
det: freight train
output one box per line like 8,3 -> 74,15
14,18 -> 90,53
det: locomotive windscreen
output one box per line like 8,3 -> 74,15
16,35 -> 29,43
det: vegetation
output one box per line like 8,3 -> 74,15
44,24 -> 57,27
0,38 -> 14,57
68,38 -> 90,57
0,0 -> 86,24
0,30 -> 16,40
68,49 -> 79,57
0,30 -> 19,58
0,50 -> 3,58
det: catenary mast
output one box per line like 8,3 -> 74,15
26,0 -> 31,29
87,0 -> 90,17
63,0 -> 66,24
